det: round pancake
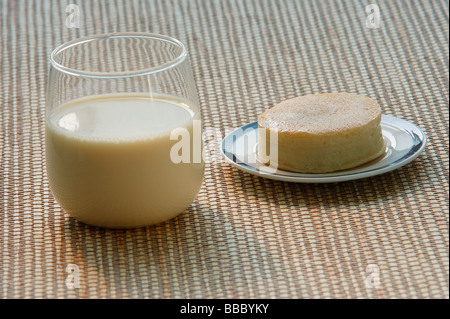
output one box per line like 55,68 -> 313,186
258,93 -> 385,173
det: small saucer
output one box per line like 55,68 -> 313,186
221,115 -> 427,183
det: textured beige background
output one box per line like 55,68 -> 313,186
0,0 -> 448,298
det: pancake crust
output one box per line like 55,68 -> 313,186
258,93 -> 385,173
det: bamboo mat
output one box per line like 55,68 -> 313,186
0,0 -> 448,299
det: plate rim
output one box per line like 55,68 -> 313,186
220,115 -> 427,183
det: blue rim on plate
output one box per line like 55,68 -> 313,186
221,115 -> 427,183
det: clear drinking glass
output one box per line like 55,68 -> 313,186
46,33 -> 204,228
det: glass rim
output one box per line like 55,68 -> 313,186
49,32 -> 187,79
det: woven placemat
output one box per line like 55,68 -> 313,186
0,0 -> 448,298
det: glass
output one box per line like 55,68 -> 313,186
46,33 -> 204,228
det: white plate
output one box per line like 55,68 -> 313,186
221,115 -> 427,183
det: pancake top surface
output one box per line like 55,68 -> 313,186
258,93 -> 382,135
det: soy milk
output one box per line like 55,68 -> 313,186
46,94 -> 204,228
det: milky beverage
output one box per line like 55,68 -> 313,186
46,94 -> 204,228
